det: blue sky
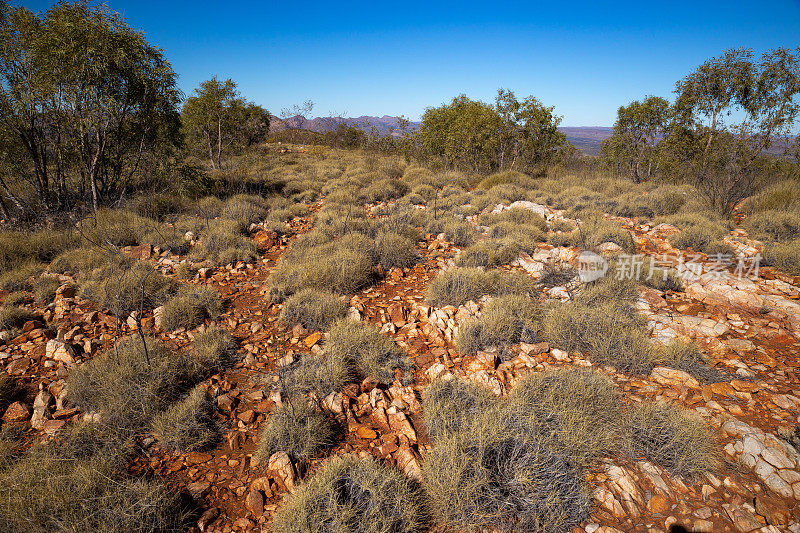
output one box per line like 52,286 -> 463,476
21,0 -> 800,125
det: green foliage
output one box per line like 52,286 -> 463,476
151,387 -> 219,453
627,402 -> 720,477
327,320 -> 412,384
256,400 -> 336,461
271,455 -> 427,533
668,225 -> 729,254
280,288 -> 347,331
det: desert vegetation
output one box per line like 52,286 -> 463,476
0,1 -> 799,531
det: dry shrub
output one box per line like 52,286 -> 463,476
151,387 -> 219,453
374,232 -> 419,270
422,377 -> 497,442
440,218 -> 478,247
456,239 -> 520,268
191,326 -> 239,372
577,216 -> 636,253
763,239 -> 800,275
280,289 -> 346,331
327,320 -> 412,384
423,411 -> 590,532
81,261 -> 176,317
668,225 -> 730,254
271,455 -> 427,533
33,275 -> 64,303
477,170 -> 536,190
455,295 -> 540,356
159,286 -> 222,331
221,194 -> 269,228
191,219 -> 257,265
49,246 -> 112,274
510,368 -> 624,468
426,267 -> 535,308
0,228 -> 76,274
362,178 -> 410,203
657,340 -> 726,383
67,336 -> 199,441
478,207 -> 547,232
280,351 -> 356,397
743,210 -> 800,242
0,306 -> 38,330
256,400 -> 336,461
0,261 -> 42,291
627,401 -> 720,477
77,209 -> 151,248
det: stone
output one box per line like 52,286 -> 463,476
187,481 -> 211,499
267,451 -> 296,491
764,472 -> 794,498
593,487 -> 625,517
761,446 -> 796,470
395,446 -> 423,481
357,427 -> 377,439
245,488 -> 264,518
2,401 -> 30,422
304,331 -> 322,347
45,339 -> 76,364
651,366 -> 700,389
647,494 -> 670,514
197,507 -> 220,532
755,495 -> 791,526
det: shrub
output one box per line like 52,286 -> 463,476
221,194 -> 269,229
272,455 -> 427,533
763,239 -> 800,275
374,232 -> 419,270
327,320 -> 412,384
256,400 -> 336,461
0,375 -> 19,408
743,210 -> 800,242
3,291 -> 30,307
456,239 -> 520,268
77,209 -> 150,248
627,402 -> 720,477
68,336 -> 199,441
281,351 -> 356,397
510,368 -> 624,468
0,306 -> 38,330
577,216 -> 636,253
280,289 -> 346,331
422,377 -> 497,442
194,195 -> 225,219
0,261 -> 42,291
362,178 -> 410,203
159,286 -> 222,331
151,387 -> 219,453
0,229 -> 77,274
639,259 -> 683,292
191,326 -> 238,372
477,170 -> 536,190
49,246 -> 112,274
478,208 -> 547,232
191,219 -> 257,265
455,295 -> 541,355
33,275 -> 64,304
426,267 -> 535,308
657,340 -> 725,383
81,261 -> 176,317
0,444 -> 189,533
424,413 -> 590,532
441,218 -> 478,247
668,225 -> 729,254
750,180 -> 800,212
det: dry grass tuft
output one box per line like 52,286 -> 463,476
160,286 -> 222,331
0,306 -> 38,330
327,320 -> 412,384
426,267 -> 535,308
280,288 -> 347,331
455,294 -> 541,356
271,455 -> 427,533
151,387 -> 219,453
256,400 -> 337,461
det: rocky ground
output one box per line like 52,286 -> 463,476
2,196 -> 800,532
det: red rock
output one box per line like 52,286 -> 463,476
356,426 -> 378,439
197,507 -> 219,531
253,230 -> 278,251
245,488 -> 264,518
43,419 -> 65,436
2,401 -> 30,422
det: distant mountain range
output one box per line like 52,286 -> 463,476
270,116 -> 616,155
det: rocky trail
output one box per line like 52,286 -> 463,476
2,197 -> 800,533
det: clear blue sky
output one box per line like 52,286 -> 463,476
21,0 -> 800,125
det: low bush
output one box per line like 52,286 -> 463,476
422,377 -> 497,442
763,239 -> 800,275
455,295 -> 541,356
639,259 -> 683,292
657,340 -> 725,383
577,216 -> 636,253
191,219 -> 257,266
510,368 -> 624,468
743,210 -> 800,242
3,292 -> 30,307
441,218 -> 478,247
280,289 -> 346,331
49,246 -> 112,275
362,178 -> 410,203
456,239 -> 520,268
0,306 -> 38,330
159,286 -> 222,331
627,401 -> 719,477
271,455 -> 427,533
81,261 -> 176,317
668,225 -> 730,254
0,261 -> 42,291
191,326 -> 239,373
327,320 -> 412,384
221,194 -> 269,229
68,336 -> 199,441
478,207 -> 547,232
281,351 -> 356,397
477,170 -> 537,190
426,267 -> 535,308
374,232 -> 419,270
33,275 -> 64,304
256,400 -> 336,462
0,375 -> 19,408
0,229 -> 77,275
77,209 -> 151,248
424,410 -> 590,532
151,387 -> 219,453
749,180 -> 800,213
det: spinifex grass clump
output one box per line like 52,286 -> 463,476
426,267 -> 535,308
151,387 -> 220,452
280,288 -> 347,331
327,320 -> 412,384
159,286 -> 222,331
455,294 -> 541,356
256,400 -> 337,462
271,455 -> 427,533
